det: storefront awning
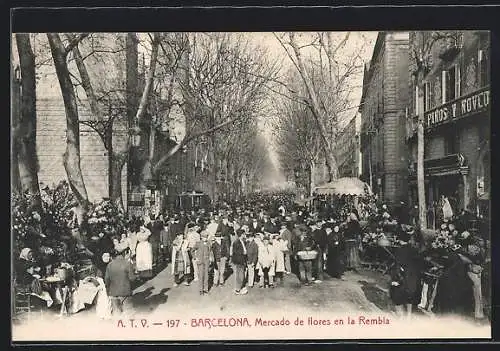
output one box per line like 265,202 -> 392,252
409,153 -> 469,178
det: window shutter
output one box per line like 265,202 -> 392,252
455,65 -> 461,98
442,70 -> 447,104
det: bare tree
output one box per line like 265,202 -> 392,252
13,34 -> 42,209
152,33 -> 278,181
63,32 -> 163,208
46,33 -> 90,212
274,32 -> 369,182
411,30 -> 463,230
271,95 -> 322,196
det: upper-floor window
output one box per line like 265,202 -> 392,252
423,81 -> 432,111
478,48 -> 489,87
442,64 -> 461,103
444,130 -> 459,155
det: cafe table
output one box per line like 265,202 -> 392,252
39,275 -> 70,316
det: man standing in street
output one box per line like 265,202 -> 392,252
104,243 -> 136,316
230,229 -> 248,295
193,231 -> 213,295
294,230 -> 316,286
187,223 -> 201,282
245,233 -> 259,288
312,220 -> 327,282
280,221 -> 293,275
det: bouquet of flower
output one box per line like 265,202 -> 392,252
431,232 -> 458,252
11,192 -> 44,255
362,231 -> 381,247
40,180 -> 76,240
87,199 -> 127,237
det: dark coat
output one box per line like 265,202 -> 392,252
169,222 -> 184,238
246,240 -> 259,265
220,236 -> 230,258
212,241 -> 222,262
104,256 -> 136,297
294,234 -> 315,254
249,221 -> 262,234
344,220 -> 361,240
389,244 -> 422,305
326,232 -> 345,277
312,228 -> 328,251
231,239 -> 247,265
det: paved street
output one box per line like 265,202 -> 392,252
12,265 -> 490,341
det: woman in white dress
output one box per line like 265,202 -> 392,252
272,235 -> 286,285
135,226 -> 153,280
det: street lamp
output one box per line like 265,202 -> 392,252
129,126 -> 141,147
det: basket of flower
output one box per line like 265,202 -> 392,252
297,249 -> 318,261
362,232 -> 380,247
377,234 -> 391,248
430,232 -> 457,255
40,180 -> 76,240
12,192 -> 45,255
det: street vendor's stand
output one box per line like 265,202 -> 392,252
294,196 -> 315,209
314,177 -> 373,217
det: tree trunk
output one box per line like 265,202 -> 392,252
416,75 -> 427,230
288,34 -> 339,182
15,34 -> 41,209
11,64 -> 22,194
47,33 -> 89,211
110,152 -> 127,210
309,161 -> 315,197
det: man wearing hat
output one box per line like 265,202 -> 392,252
186,223 -> 201,282
246,233 -> 259,288
104,242 -> 136,316
193,231 -> 213,295
311,220 -> 327,282
230,229 -> 248,295
279,221 -> 293,274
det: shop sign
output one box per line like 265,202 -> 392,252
425,87 -> 490,129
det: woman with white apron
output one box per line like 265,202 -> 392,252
135,226 -> 153,280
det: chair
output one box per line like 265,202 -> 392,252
12,279 -> 44,322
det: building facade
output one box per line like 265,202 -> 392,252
359,32 -> 410,205
406,31 -> 490,224
337,112 -> 362,178
13,34 -> 184,215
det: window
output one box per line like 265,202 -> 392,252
444,131 -> 458,155
442,65 -> 461,102
478,49 -> 489,87
423,81 -> 432,111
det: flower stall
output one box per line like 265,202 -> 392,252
87,199 -> 127,240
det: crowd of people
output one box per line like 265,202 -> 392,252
14,190 -> 490,323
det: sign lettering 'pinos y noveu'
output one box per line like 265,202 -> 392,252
425,87 -> 490,129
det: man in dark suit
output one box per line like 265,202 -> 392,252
230,229 -> 248,295
312,220 -> 327,282
249,217 -> 261,234
105,243 -> 136,316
